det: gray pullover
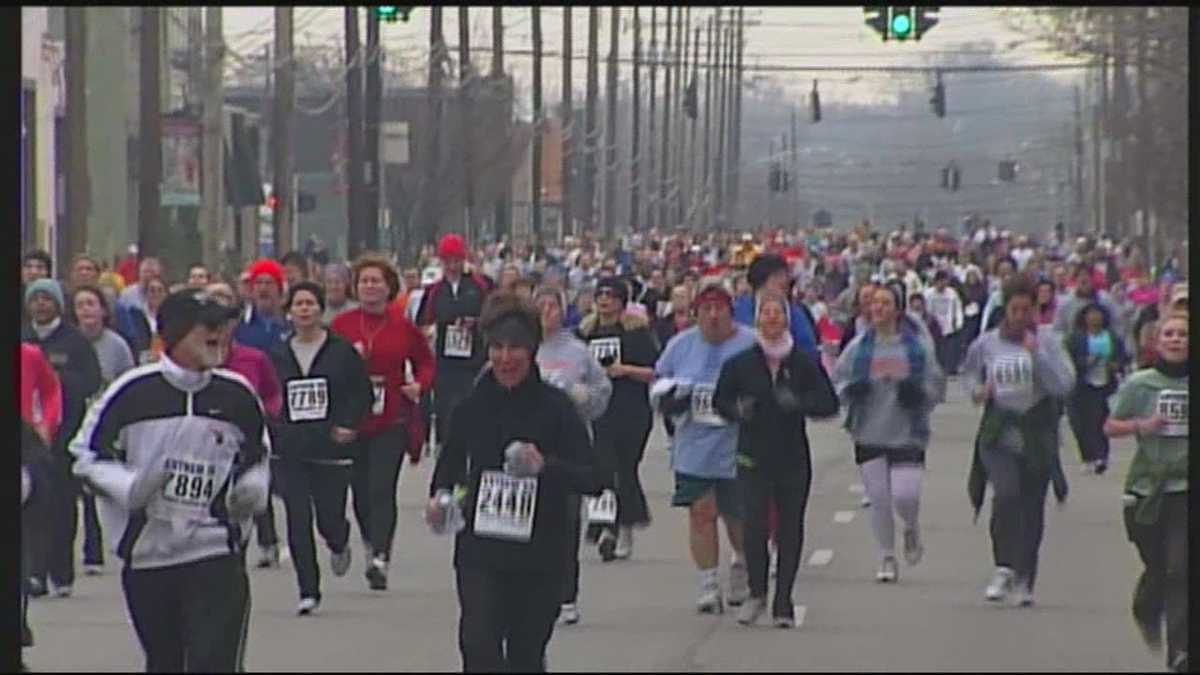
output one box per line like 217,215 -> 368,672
536,328 -> 613,423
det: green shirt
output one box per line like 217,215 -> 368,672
1110,368 -> 1189,504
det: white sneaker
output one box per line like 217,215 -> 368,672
736,596 -> 766,626
330,546 -> 352,578
728,560 -> 750,607
696,584 -> 724,614
83,563 -> 104,576
257,544 -> 280,569
985,567 -> 1015,602
559,603 -> 580,625
902,528 -> 924,567
53,584 -> 73,598
1014,578 -> 1034,607
614,526 -> 633,560
297,597 -> 319,616
875,556 -> 898,583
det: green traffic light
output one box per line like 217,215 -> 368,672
891,12 -> 912,37
377,6 -> 398,21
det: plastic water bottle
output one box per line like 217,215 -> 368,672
504,441 -> 529,476
431,489 -> 465,535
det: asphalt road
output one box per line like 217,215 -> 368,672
23,382 -> 1164,672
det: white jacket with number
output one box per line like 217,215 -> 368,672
70,356 -> 271,571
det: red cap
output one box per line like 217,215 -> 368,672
438,234 -> 468,260
692,284 -> 733,310
246,259 -> 285,290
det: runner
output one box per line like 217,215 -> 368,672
321,263 -> 358,325
531,285 -> 612,625
268,281 -> 374,615
22,278 -> 103,598
714,289 -> 839,627
1053,262 -> 1123,338
69,288 -> 271,672
923,270 -> 965,375
832,285 -> 945,583
425,291 -> 598,672
1104,311 -> 1189,673
1064,302 -> 1129,475
416,234 -> 494,455
963,273 -> 1075,607
20,340 -> 61,647
652,279 -> 756,613
332,254 -> 435,591
734,253 -> 820,365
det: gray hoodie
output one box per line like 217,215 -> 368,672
535,328 -> 612,423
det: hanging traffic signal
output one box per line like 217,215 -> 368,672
930,75 -> 946,118
769,164 -> 782,192
890,7 -> 915,40
810,79 -> 821,123
914,7 -> 940,39
864,6 -> 941,41
863,7 -> 890,41
941,166 -> 950,190
376,7 -> 414,23
950,165 -> 960,191
266,194 -> 279,210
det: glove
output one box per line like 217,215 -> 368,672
503,441 -> 544,477
658,387 -> 691,417
843,380 -> 871,401
227,466 -> 268,521
896,378 -> 926,409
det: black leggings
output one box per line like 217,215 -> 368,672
350,425 -> 408,561
561,493 -> 582,604
739,462 -> 812,615
1066,384 -> 1111,464
1124,492 -> 1189,671
29,452 -> 78,588
277,457 -> 352,601
595,415 -> 652,527
979,447 -> 1050,589
456,566 -> 562,673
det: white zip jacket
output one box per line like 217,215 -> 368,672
70,355 -> 271,570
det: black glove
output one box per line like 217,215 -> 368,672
659,387 -> 691,417
843,380 -> 871,400
896,378 -> 926,410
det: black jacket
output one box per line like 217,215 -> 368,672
575,313 -> 660,426
22,321 -> 102,453
430,365 -> 599,574
714,344 -> 839,473
268,333 -> 373,462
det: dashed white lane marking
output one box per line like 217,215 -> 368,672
848,483 -> 865,494
833,510 -> 856,524
808,549 -> 834,567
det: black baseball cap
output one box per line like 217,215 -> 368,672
158,289 -> 240,349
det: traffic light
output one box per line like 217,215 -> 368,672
864,7 -> 890,41
265,194 -> 279,210
950,165 -> 960,191
914,7 -> 940,38
375,6 -> 414,23
930,75 -> 946,118
810,80 -> 821,123
941,166 -> 950,190
769,164 -> 782,192
864,6 -> 941,41
297,191 -> 317,213
889,7 -> 915,40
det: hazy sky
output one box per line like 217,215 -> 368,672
222,6 -> 1089,105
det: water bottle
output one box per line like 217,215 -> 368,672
504,441 -> 529,476
431,489 -> 465,535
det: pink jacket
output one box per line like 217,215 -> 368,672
223,343 -> 283,419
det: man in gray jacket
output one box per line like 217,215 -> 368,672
71,289 -> 271,672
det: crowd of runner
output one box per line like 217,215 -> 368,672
18,217 -> 1189,672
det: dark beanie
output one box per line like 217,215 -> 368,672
481,291 -> 542,352
747,254 -> 789,290
595,276 -> 629,305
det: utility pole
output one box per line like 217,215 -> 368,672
427,7 -> 445,248
1097,49 -> 1108,236
584,8 -> 599,234
491,8 -> 508,242
64,8 -> 89,267
658,7 -> 673,230
458,7 -> 474,244
603,7 -> 619,241
701,14 -> 714,231
646,8 -> 658,231
345,8 -> 364,258
791,106 -> 800,225
673,8 -> 688,227
201,7 -> 225,268
1135,6 -> 1152,269
628,9 -> 641,232
686,21 -> 700,229
138,8 -> 162,258
729,8 -> 745,230
1072,84 -> 1084,234
187,8 -> 203,111
561,8 -> 573,238
1110,9 -> 1127,241
365,8 -> 382,251
714,13 -> 728,231
272,8 -> 295,255
531,7 -> 544,240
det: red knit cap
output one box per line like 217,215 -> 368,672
246,259 -> 285,290
438,234 -> 468,260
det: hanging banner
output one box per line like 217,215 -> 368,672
162,116 -> 202,207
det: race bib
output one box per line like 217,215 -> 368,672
589,337 -> 622,365
964,302 -> 979,317
443,324 -> 474,359
691,385 -> 726,426
148,456 -> 221,520
990,354 -> 1033,398
1156,390 -> 1188,437
473,470 -> 538,542
585,489 -> 618,525
370,376 -> 386,416
287,377 -> 329,422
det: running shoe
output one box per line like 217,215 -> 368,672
728,560 -> 750,606
559,603 -> 580,626
861,495 -> 872,508
26,577 -> 46,599
257,543 -> 280,569
875,556 -> 898,583
365,556 -> 388,591
297,597 -> 319,616
330,545 -> 352,578
1169,651 -> 1188,673
52,584 -> 72,598
614,526 -> 634,560
902,528 -> 924,566
598,530 -> 618,563
736,596 -> 766,626
696,583 -> 724,614
83,562 -> 104,576
984,567 -> 1014,602
1014,579 -> 1035,607
1093,460 -> 1108,475
772,600 -> 796,629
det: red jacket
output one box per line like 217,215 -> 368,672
21,342 -> 62,441
331,308 -> 436,457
